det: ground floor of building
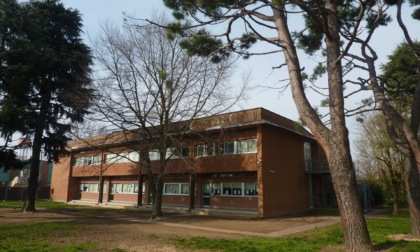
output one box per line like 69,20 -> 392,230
71,172 -> 259,211
54,171 -> 336,216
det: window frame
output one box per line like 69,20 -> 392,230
75,155 -> 101,166
196,143 -> 215,157
163,183 -> 190,195
210,182 -> 258,197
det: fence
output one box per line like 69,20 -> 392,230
0,186 -> 50,201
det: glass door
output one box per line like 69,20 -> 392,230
202,183 -> 210,207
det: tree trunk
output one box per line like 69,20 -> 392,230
147,167 -> 155,205
328,138 -> 373,251
22,117 -> 44,212
22,97 -> 49,212
404,155 -> 420,236
22,134 -> 41,212
271,2 -> 373,250
152,175 -> 164,219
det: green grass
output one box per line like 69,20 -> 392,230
0,222 -> 97,252
172,225 -> 345,252
172,215 -> 420,252
0,199 -> 81,209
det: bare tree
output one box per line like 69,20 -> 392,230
91,15 -> 240,218
355,112 -> 405,215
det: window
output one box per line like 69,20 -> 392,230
244,182 -> 258,196
163,183 -> 190,195
218,139 -> 257,155
106,152 -> 139,164
211,183 -> 221,196
222,183 -> 242,195
209,182 -> 257,197
219,142 -> 235,155
111,183 -> 142,194
80,183 -> 99,193
237,139 -> 257,154
75,155 -> 101,166
196,144 -> 215,157
148,150 -> 160,161
166,147 -> 189,159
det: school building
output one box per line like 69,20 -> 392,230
50,108 -> 333,217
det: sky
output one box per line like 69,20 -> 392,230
22,1 -> 420,153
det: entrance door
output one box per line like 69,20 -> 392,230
202,183 -> 210,207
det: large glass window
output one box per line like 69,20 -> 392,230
196,144 -> 215,157
163,183 -> 189,195
211,183 -> 221,196
80,183 -> 99,192
111,183 -> 141,194
166,147 -> 189,159
237,139 -> 257,154
106,152 -> 139,164
219,142 -> 235,155
208,182 -> 257,197
244,182 -> 258,196
148,150 -> 160,161
75,155 -> 101,166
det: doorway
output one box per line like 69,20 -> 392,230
202,183 -> 210,207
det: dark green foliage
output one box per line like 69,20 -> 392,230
0,0 -> 93,162
179,29 -> 229,63
0,0 -> 93,211
296,13 -> 324,55
0,149 -> 28,170
412,7 -> 420,19
381,42 -> 420,111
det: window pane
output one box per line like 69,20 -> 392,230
181,184 -> 189,194
237,141 -> 247,153
244,182 -> 255,195
222,183 -> 232,195
196,145 -> 204,156
164,184 -> 179,194
247,139 -> 257,153
122,184 -> 128,193
225,142 -> 235,154
232,183 -> 242,195
211,183 -> 221,195
129,152 -> 140,162
207,144 -> 214,155
115,183 -> 122,193
166,148 -> 174,158
93,156 -> 101,165
149,150 -> 160,161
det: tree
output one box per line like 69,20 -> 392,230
355,112 -> 405,215
0,0 -> 93,212
161,1 -> 380,250
372,39 -> 420,234
92,16 -> 239,218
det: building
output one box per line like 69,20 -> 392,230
50,108 -> 332,217
0,161 -> 53,200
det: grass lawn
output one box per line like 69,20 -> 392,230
0,199 -> 80,209
1,201 -> 419,251
172,213 -> 420,252
0,222 -> 98,252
